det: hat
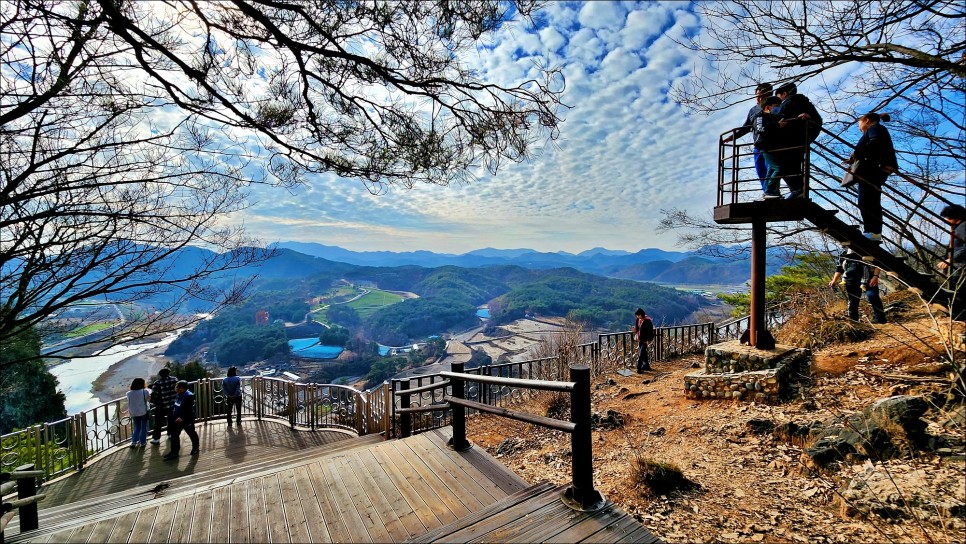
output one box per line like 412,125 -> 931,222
775,82 -> 797,95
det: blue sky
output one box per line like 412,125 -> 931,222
235,2 -> 748,255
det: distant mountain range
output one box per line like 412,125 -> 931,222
274,242 -> 786,285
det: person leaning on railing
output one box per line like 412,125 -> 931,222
722,82 -> 774,182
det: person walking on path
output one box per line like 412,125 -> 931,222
633,308 -> 655,373
723,82 -> 774,182
223,366 -> 243,427
149,368 -> 178,445
163,381 -> 199,460
126,378 -> 151,448
829,249 -> 887,324
847,112 -> 899,241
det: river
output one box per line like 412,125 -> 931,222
50,335 -> 177,415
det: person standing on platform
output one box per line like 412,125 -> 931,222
723,82 -> 774,183
829,249 -> 887,324
774,82 -> 823,199
163,381 -> 199,460
126,378 -> 151,448
633,308 -> 655,373
223,366 -> 243,427
149,367 -> 178,445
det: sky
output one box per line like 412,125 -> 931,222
235,2 -> 749,255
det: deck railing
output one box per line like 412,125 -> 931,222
4,309 -> 786,481
397,362 -> 606,512
0,376 -> 386,481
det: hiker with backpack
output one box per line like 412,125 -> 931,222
633,308 -> 655,373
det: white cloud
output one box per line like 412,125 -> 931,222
238,2 -> 746,254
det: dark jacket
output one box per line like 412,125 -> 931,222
952,221 -> 965,273
836,252 -> 874,284
779,93 -> 823,146
752,110 -> 785,152
852,123 -> 899,183
733,104 -> 762,139
634,316 -> 654,345
172,390 -> 196,424
150,375 -> 179,409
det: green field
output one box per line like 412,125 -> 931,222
314,287 -> 405,322
346,289 -> 405,319
64,321 -> 115,338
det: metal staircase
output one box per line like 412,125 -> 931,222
714,126 -> 962,343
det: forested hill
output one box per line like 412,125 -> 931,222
342,264 -> 709,338
144,247 -> 711,345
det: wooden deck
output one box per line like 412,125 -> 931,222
8,423 -> 659,543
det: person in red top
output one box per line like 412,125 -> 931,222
633,308 -> 654,373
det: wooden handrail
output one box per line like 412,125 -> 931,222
439,371 -> 575,393
443,396 -> 577,433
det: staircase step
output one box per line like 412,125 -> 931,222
10,433 -> 384,536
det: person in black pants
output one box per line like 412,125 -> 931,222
633,308 -> 654,372
848,112 -> 899,241
222,366 -> 243,427
829,249 -> 887,324
149,368 -> 178,444
163,381 -> 199,460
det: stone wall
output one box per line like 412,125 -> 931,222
685,340 -> 810,403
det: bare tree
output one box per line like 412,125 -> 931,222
664,0 -> 963,257
1,1 -> 565,362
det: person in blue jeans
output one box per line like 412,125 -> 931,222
126,377 -> 151,447
163,381 -> 199,460
752,96 -> 788,198
829,249 -> 886,324
722,82 -> 774,183
223,366 -> 243,427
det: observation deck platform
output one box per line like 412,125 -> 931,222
7,421 -> 657,543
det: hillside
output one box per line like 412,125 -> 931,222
467,292 -> 965,543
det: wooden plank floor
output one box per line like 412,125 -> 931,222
11,426 -> 659,543
36,420 -> 357,509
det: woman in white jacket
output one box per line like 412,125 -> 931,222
127,378 -> 151,447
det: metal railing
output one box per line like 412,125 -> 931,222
0,376 -> 387,481
717,127 -> 956,277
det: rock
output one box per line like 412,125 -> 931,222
862,395 -> 929,446
746,418 -> 775,435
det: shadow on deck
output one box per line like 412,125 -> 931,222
8,422 -> 659,543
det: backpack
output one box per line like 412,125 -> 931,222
636,316 -> 654,342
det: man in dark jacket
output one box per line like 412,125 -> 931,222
752,96 -> 788,198
149,368 -> 178,444
775,82 -> 823,199
938,204 -> 966,313
633,308 -> 655,372
163,380 -> 199,460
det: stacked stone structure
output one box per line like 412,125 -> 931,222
684,340 -> 809,403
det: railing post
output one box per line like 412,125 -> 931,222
75,414 -> 87,471
288,382 -> 296,429
15,463 -> 39,532
383,382 -> 392,439
562,364 -> 605,512
355,393 -> 365,436
448,362 -> 471,451
399,380 -> 411,438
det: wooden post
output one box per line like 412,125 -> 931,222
562,365 -> 605,511
448,363 -> 471,451
355,393 -> 365,436
15,463 -> 38,532
383,382 -> 392,439
399,381 -> 411,438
